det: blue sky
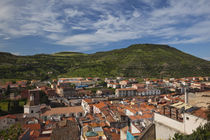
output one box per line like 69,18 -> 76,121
0,0 -> 210,60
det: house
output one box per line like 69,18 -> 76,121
96,89 -> 114,96
107,83 -> 120,89
56,86 -> 76,98
77,89 -> 92,96
21,89 -> 29,99
10,93 -> 21,100
93,102 -> 107,114
41,106 -> 85,121
137,88 -> 161,96
45,89 -> 57,98
81,125 -> 107,140
24,89 -> 41,118
115,88 -> 137,97
119,80 -> 130,88
0,115 -> 16,130
132,84 -> 145,89
154,103 -> 208,139
51,119 -> 80,140
81,99 -> 93,114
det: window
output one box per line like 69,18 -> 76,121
80,112 -> 83,117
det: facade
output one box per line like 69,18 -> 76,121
56,87 -> 76,97
96,89 -> 114,96
45,89 -> 57,98
154,107 -> 208,139
0,115 -> 16,130
115,88 -> 137,97
24,89 -> 41,118
107,83 -> 120,89
81,99 -> 92,114
41,106 -> 85,121
93,102 -> 107,114
119,80 -> 130,88
137,89 -> 161,96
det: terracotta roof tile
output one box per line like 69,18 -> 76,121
0,114 -> 16,120
24,124 -> 41,130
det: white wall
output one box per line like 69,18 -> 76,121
154,113 -> 184,133
155,122 -> 178,140
125,109 -> 135,116
24,105 -> 40,114
131,123 -> 141,134
154,112 -> 208,139
184,113 -> 207,134
120,128 -> 127,140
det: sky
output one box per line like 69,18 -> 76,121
0,0 -> 210,60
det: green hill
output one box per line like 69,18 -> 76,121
0,44 -> 210,80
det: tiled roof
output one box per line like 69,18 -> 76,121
24,124 -> 41,130
117,88 -> 136,91
191,107 -> 208,119
30,130 -> 40,138
41,106 -> 84,116
83,99 -> 92,104
94,102 -> 107,109
0,114 -> 16,120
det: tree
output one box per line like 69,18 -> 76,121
0,123 -> 23,139
5,85 -> 11,96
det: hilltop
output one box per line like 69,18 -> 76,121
0,44 -> 210,80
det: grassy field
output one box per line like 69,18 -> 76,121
0,102 -> 8,111
0,100 -> 26,112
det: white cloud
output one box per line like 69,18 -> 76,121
0,0 -> 210,52
64,9 -> 84,18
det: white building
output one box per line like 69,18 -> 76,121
24,104 -> 41,118
81,99 -> 92,114
115,88 -> 137,97
23,90 -> 41,118
154,106 -> 208,140
107,83 -> 120,89
137,89 -> 161,96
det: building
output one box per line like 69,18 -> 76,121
51,119 -> 80,140
115,88 -> 137,97
154,103 -> 208,139
24,89 -> 41,118
107,83 -> 120,89
45,89 -> 57,98
96,89 -> 114,96
81,99 -> 93,114
137,89 -> 161,96
132,84 -> 146,89
93,102 -> 107,114
0,115 -> 16,130
119,80 -> 130,88
41,106 -> 85,121
56,86 -> 76,98
81,125 -> 107,140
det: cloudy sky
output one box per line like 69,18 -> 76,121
0,0 -> 210,60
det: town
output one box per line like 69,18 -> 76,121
0,76 -> 209,139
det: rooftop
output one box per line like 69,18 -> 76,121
41,106 -> 84,116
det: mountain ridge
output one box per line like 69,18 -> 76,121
0,44 -> 210,80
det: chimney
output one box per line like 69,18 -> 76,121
184,87 -> 188,104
